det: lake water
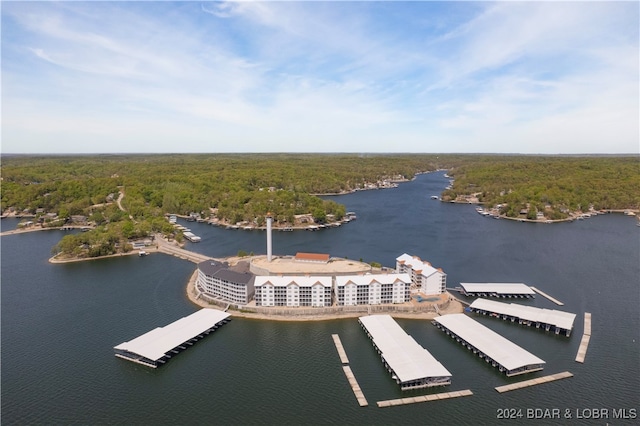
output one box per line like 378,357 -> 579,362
2,172 -> 638,425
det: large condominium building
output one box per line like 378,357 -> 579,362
254,276 -> 333,307
196,260 -> 256,305
395,253 -> 446,295
335,274 -> 411,306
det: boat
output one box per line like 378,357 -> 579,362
139,250 -> 148,257
431,195 -> 440,200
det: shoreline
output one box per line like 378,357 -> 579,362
184,269 -> 464,322
49,247 -> 158,264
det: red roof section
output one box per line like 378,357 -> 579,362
295,252 -> 330,262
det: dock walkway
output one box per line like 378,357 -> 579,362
156,236 -> 212,264
342,366 -> 368,407
377,389 -> 473,408
331,333 -> 368,407
575,312 -> 592,363
332,334 -> 350,364
530,286 -> 564,306
495,371 -> 573,393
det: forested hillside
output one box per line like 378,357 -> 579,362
0,154 -> 441,223
1,154 -> 638,258
442,156 -> 639,219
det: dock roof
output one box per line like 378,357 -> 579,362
114,309 -> 230,362
433,314 -> 545,372
470,298 -> 576,331
359,315 -> 451,384
460,282 -> 535,295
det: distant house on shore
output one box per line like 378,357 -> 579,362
71,215 -> 87,224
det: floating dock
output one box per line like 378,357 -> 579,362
495,371 -> 573,393
342,365 -> 368,407
575,312 -> 592,363
331,334 -> 367,406
468,298 -> 576,337
459,283 -> 536,298
332,334 -> 350,364
114,309 -> 230,368
583,312 -> 592,335
433,314 -> 545,377
529,286 -> 564,306
377,389 -> 473,408
359,315 -> 451,390
183,231 -> 201,242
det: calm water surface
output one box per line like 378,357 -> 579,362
2,172 -> 638,425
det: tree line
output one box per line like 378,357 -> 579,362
1,154 -> 637,257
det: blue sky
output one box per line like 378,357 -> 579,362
2,1 -> 638,154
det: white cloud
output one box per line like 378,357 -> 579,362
1,1 -> 638,153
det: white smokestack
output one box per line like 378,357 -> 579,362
266,213 -> 273,262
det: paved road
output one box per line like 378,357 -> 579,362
155,234 -> 214,264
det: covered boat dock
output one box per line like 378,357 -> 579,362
114,309 -> 230,368
468,298 -> 576,337
459,282 -> 536,298
433,314 -> 545,377
359,315 -> 451,390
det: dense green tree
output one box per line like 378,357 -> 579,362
4,154 -> 639,259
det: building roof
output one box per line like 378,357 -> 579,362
254,275 -> 333,287
396,253 -> 442,277
469,298 -> 576,331
460,283 -> 535,295
433,314 -> 545,371
250,256 -> 371,276
198,260 -> 255,285
335,273 -> 411,287
359,315 -> 451,383
295,252 -> 330,262
114,309 -> 230,362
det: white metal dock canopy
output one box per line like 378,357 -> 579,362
469,298 -> 576,331
359,315 -> 451,384
114,309 -> 230,362
460,283 -> 536,295
433,314 -> 545,372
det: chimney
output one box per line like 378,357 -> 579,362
266,213 -> 273,262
